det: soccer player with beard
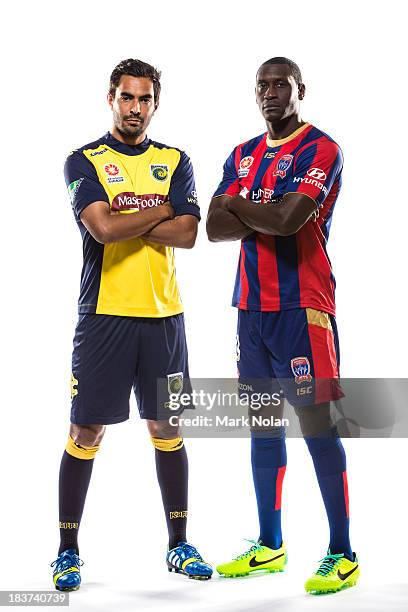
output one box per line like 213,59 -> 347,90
51,58 -> 212,591
207,57 -> 359,595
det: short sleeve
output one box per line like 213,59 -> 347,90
64,151 -> 109,219
287,140 -> 343,208
168,151 -> 201,220
213,148 -> 240,197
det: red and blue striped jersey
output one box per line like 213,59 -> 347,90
213,123 -> 343,315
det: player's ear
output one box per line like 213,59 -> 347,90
298,83 -> 306,100
107,92 -> 114,110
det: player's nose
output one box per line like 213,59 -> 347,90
130,99 -> 142,114
264,84 -> 278,98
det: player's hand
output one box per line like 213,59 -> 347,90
163,200 -> 176,220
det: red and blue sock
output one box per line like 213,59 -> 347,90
251,430 -> 287,550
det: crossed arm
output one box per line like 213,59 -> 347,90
206,193 -> 318,242
80,201 -> 198,249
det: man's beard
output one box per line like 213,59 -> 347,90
118,120 -> 144,138
113,110 -> 145,138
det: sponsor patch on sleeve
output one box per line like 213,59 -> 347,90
68,178 -> 84,204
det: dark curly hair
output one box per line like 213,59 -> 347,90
109,58 -> 161,102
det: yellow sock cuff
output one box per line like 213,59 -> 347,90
66,435 -> 100,460
151,436 -> 184,452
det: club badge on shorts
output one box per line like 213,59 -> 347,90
167,372 -> 184,395
71,373 -> 79,399
291,357 -> 312,384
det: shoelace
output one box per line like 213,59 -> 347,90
50,553 -> 84,571
316,553 -> 344,576
179,543 -> 203,561
234,539 -> 263,561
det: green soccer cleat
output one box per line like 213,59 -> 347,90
216,539 -> 287,577
304,551 -> 360,594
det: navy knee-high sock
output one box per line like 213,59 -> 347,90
251,431 -> 287,549
154,439 -> 188,550
58,451 -> 94,555
304,427 -> 353,560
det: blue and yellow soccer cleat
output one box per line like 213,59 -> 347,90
51,549 -> 83,591
216,539 -> 287,577
304,551 -> 360,594
166,542 -> 213,580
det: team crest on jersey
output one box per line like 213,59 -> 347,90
167,372 -> 184,395
104,163 -> 124,183
273,154 -> 294,178
238,156 -> 254,178
150,164 -> 169,182
291,357 -> 312,384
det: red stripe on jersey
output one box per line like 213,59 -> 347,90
251,137 -> 268,164
256,135 -> 311,310
263,132 -> 312,195
238,137 -> 268,194
275,465 -> 286,510
239,244 -> 249,309
256,234 -> 280,310
224,145 -> 243,196
294,137 -> 339,201
308,320 -> 341,403
297,225 -> 336,315
234,144 -> 243,169
237,139 -> 267,310
225,179 -> 240,196
318,177 -> 340,227
342,470 -> 350,518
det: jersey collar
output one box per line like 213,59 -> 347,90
266,122 -> 310,148
103,132 -> 151,155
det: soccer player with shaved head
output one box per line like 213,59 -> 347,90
207,57 -> 359,595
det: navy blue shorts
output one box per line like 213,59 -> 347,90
236,308 -> 344,408
70,313 -> 191,424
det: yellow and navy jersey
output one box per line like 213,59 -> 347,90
64,132 -> 200,318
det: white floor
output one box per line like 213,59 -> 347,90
5,567 -> 408,612
3,435 -> 407,611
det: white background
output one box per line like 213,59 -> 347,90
1,0 -> 407,610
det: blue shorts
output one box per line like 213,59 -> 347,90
70,313 -> 191,424
236,308 -> 344,408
